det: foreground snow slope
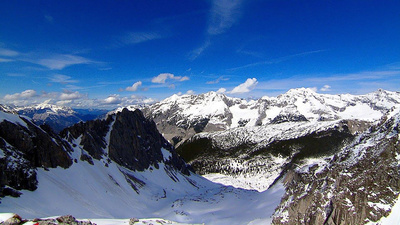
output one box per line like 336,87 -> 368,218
0,155 -> 285,224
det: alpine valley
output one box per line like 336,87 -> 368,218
1,88 -> 400,225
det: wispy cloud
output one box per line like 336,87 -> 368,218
229,49 -> 327,71
44,15 -> 54,23
0,58 -> 14,62
190,0 -> 243,60
49,74 -> 79,84
0,48 -> 19,57
33,54 -> 93,70
206,76 -> 229,84
119,31 -> 164,45
208,0 -> 243,35
189,40 -> 211,61
113,29 -> 170,48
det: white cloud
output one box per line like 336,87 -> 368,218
4,89 -> 37,100
50,74 -> 79,84
59,91 -> 84,100
320,85 -> 331,92
230,78 -> 258,94
180,76 -> 190,82
126,81 -> 142,92
186,90 -> 195,95
35,54 -> 93,70
104,95 -> 121,104
216,88 -> 227,93
208,0 -> 243,35
151,73 -> 189,84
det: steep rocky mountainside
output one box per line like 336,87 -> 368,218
0,108 -> 192,199
12,103 -> 107,132
142,89 -> 400,147
272,108 -> 400,225
61,108 -> 191,174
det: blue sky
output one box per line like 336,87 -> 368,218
0,0 -> 399,108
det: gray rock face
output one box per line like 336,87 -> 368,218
61,116 -> 113,160
109,109 -> 166,171
62,108 -> 192,174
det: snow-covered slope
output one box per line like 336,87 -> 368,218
0,108 -> 285,224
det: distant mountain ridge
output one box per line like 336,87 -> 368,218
10,103 -> 107,132
141,88 -> 400,146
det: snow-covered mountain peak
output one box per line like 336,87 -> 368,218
145,88 -> 400,147
14,102 -> 76,115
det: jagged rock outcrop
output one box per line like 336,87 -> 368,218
61,116 -> 113,160
61,108 -> 192,175
272,109 -> 400,224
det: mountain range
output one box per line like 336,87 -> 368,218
1,88 -> 400,224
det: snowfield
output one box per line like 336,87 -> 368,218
0,150 -> 285,225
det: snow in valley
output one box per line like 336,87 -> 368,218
0,147 -> 285,224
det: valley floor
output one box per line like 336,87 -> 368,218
0,154 -> 285,225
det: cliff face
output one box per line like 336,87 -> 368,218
61,108 -> 192,175
272,110 -> 400,224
